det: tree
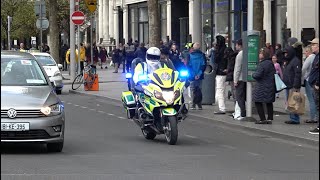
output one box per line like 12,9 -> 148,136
148,0 -> 160,47
253,0 -> 264,48
48,0 -> 59,63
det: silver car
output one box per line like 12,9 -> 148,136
1,51 -> 65,152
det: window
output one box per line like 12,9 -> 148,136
202,0 -> 213,50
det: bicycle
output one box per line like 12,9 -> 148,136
71,61 -> 97,90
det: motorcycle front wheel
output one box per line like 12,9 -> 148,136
141,128 -> 157,140
164,116 -> 178,145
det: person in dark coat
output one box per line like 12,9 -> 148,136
60,44 -> 69,70
253,47 -> 276,124
288,37 -> 303,66
214,35 -> 228,114
169,44 -> 184,71
99,47 -> 108,69
225,47 -> 238,101
134,43 -> 147,60
111,46 -> 121,73
283,46 -> 302,124
275,44 -> 284,67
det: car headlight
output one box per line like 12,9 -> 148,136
41,103 -> 64,116
162,91 -> 175,105
53,71 -> 61,77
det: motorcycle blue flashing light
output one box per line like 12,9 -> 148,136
125,73 -> 132,79
179,70 -> 189,77
138,74 -> 148,81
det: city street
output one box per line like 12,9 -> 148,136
1,88 -> 319,180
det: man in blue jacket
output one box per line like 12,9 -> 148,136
188,42 -> 206,110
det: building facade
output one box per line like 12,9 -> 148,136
94,0 -> 318,50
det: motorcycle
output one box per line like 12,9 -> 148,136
121,67 -> 189,145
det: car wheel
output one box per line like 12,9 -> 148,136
47,141 -> 64,152
56,89 -> 62,95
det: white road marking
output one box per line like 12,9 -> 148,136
248,152 -> 261,156
98,110 -> 105,113
89,109 -> 95,111
107,113 -> 114,116
275,115 -> 280,117
220,144 -> 237,150
74,104 -> 79,107
185,134 -> 197,139
118,117 -> 126,119
97,104 -> 100,106
81,106 -> 87,109
67,102 -> 72,104
61,101 -> 65,103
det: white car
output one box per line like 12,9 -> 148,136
31,52 -> 64,94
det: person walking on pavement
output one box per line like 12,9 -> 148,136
301,45 -> 317,124
214,35 -> 228,114
307,38 -> 319,134
225,46 -> 238,101
253,48 -> 276,124
60,44 -> 69,71
119,43 -> 126,73
99,47 -> 108,69
233,39 -> 246,120
282,46 -> 302,124
125,38 -> 137,73
188,42 -> 206,110
272,54 -> 283,98
79,43 -> 86,72
111,46 -> 121,73
169,44 -> 184,71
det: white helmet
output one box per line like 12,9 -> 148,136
146,47 -> 161,63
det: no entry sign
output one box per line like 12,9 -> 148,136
71,11 -> 85,25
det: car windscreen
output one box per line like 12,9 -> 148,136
1,58 -> 48,86
34,55 -> 56,66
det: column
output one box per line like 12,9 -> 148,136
103,0 -> 110,44
263,0 -> 272,43
167,0 -> 172,40
188,0 -> 194,38
123,5 -> 129,44
192,0 -> 201,43
114,7 -> 119,46
109,0 -> 114,38
98,0 -> 103,43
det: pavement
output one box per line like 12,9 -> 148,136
2,90 -> 318,180
64,68 -> 319,145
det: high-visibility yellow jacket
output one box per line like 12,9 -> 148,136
66,49 -> 79,64
80,47 -> 86,61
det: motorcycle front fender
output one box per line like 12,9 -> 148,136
161,108 -> 177,116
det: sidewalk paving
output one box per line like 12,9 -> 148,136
64,68 -> 319,145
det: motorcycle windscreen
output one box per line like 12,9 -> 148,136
149,68 -> 178,88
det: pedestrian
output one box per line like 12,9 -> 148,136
272,54 -> 283,98
301,45 -> 317,124
282,46 -> 302,124
233,39 -> 246,120
42,43 -> 50,53
119,43 -> 126,73
207,42 -> 216,65
180,43 -> 193,66
99,47 -> 108,69
160,47 -> 175,70
125,38 -> 137,73
225,46 -> 238,101
214,35 -> 228,114
65,46 -> 79,75
111,46 -> 121,73
253,48 -> 276,124
169,44 -> 184,71
275,43 -> 284,67
288,37 -> 303,66
19,43 -> 26,52
307,38 -> 319,134
60,44 -> 69,70
92,43 -> 99,68
134,43 -> 147,60
85,43 -> 91,64
79,43 -> 86,72
188,42 -> 206,110
265,42 -> 274,58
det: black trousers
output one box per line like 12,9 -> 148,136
235,81 -> 246,117
255,102 -> 273,121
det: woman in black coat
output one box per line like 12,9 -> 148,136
252,47 -> 276,124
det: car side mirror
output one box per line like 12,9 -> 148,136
58,64 -> 63,70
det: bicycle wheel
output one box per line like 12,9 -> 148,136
72,74 -> 83,90
84,73 -> 95,89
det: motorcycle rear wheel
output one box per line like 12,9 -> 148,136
164,116 -> 178,145
141,128 -> 157,140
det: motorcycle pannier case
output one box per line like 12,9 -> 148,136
122,91 -> 136,108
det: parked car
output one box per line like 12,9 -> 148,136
30,52 -> 63,94
1,51 -> 65,152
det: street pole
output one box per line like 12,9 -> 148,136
40,0 -> 43,52
90,14 -> 93,65
7,16 -> 11,50
70,0 -> 76,80
76,0 -> 81,74
246,0 -> 253,117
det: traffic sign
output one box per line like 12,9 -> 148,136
71,11 -> 85,25
34,0 -> 46,17
36,17 -> 49,30
85,0 -> 97,13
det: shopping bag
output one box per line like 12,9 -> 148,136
233,101 -> 241,119
274,74 -> 287,92
287,91 -> 305,115
109,61 -> 114,67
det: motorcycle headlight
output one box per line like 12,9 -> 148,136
162,91 -> 175,105
41,103 -> 64,116
53,71 -> 61,77
154,90 -> 163,99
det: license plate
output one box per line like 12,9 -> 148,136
1,123 -> 30,131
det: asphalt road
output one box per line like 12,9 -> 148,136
1,90 -> 319,180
